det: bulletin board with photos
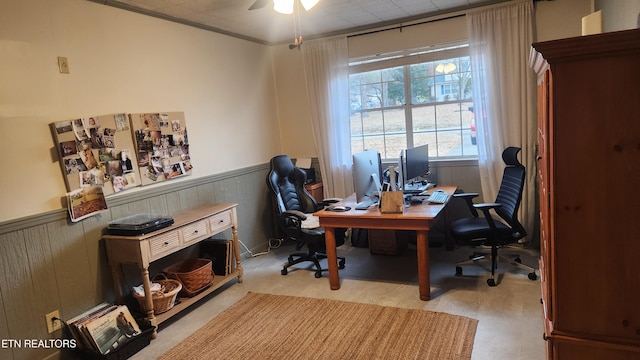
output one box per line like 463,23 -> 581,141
51,113 -> 142,197
51,111 -> 192,197
130,112 -> 192,186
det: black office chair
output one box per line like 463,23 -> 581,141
266,155 -> 346,278
451,147 -> 537,286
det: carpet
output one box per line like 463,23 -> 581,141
158,292 -> 478,360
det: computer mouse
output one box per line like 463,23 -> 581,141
333,206 -> 347,211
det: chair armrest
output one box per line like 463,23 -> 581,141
282,210 -> 307,220
453,192 -> 480,218
278,210 -> 307,251
473,202 -> 501,211
453,192 -> 479,199
472,203 -> 502,230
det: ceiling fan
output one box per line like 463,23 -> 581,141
248,0 -> 320,14
249,0 -> 320,49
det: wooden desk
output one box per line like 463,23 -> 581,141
104,203 -> 243,336
315,185 -> 456,301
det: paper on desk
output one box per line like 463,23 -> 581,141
296,157 -> 312,169
301,214 -> 319,229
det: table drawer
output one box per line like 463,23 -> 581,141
149,230 -> 180,259
182,220 -> 208,244
209,211 -> 233,233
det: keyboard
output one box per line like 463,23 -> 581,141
355,198 -> 378,210
426,190 -> 448,204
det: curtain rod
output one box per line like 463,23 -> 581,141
346,0 -> 535,39
347,13 -> 465,39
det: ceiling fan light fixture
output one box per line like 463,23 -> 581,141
301,0 -> 320,11
436,63 -> 457,74
273,0 -> 294,14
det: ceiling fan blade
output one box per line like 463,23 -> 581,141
248,0 -> 270,10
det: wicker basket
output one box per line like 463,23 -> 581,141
133,275 -> 181,314
164,258 -> 213,297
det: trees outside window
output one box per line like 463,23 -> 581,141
349,47 -> 476,160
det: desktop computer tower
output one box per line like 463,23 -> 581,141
301,168 -> 316,184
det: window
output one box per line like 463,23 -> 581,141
349,43 -> 477,160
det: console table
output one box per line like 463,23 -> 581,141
104,203 -> 243,336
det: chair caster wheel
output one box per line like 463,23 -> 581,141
514,257 -> 522,263
288,256 -> 294,262
528,272 -> 538,281
314,271 -> 322,278
455,266 -> 463,276
281,268 -> 288,275
487,278 -> 496,286
339,259 -> 345,269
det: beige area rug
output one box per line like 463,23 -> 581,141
159,292 -> 478,360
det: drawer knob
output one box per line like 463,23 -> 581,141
163,241 -> 169,246
218,220 -> 224,224
193,230 -> 199,234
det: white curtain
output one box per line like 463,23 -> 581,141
302,37 -> 353,199
467,0 -> 537,240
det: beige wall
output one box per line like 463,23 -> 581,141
0,0 -> 281,222
270,45 -> 317,157
595,0 -> 640,32
535,0 -> 593,41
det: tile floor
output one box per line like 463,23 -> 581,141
130,240 -> 545,360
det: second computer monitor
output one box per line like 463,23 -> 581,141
352,149 -> 382,204
404,144 -> 430,183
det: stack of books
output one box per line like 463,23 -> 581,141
66,303 -> 142,355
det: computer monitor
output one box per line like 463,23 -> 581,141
404,144 -> 429,183
352,149 -> 383,206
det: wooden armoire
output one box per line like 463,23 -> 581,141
530,29 -> 640,359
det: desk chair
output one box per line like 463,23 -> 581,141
266,155 -> 346,278
451,147 -> 537,286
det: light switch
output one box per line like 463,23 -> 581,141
57,56 -> 70,74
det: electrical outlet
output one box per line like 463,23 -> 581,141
45,310 -> 61,333
57,57 -> 70,74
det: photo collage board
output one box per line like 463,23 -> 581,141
130,112 -> 192,186
51,111 -> 192,197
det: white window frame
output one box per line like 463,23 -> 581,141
349,41 -> 477,161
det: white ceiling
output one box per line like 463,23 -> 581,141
92,0 -> 512,45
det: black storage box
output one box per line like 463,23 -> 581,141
74,322 -> 155,360
200,240 -> 233,276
